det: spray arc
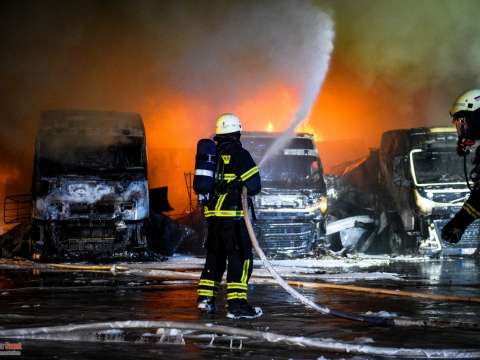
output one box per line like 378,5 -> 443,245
259,10 -> 334,167
241,188 -> 391,326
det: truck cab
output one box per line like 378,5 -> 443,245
242,132 -> 328,257
31,110 -> 149,259
378,127 -> 477,256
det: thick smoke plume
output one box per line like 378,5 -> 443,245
0,0 -> 335,214
2,0 -> 480,216
259,7 -> 334,166
312,0 -> 480,169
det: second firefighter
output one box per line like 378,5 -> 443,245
442,89 -> 480,243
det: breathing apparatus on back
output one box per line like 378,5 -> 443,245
193,113 -> 242,205
193,139 -> 217,204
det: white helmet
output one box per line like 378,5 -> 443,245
215,113 -> 242,135
449,89 -> 480,116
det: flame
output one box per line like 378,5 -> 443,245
236,85 -> 299,132
140,85 -> 302,213
296,120 -> 323,142
266,122 -> 274,132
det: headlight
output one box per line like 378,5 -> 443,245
414,190 -> 435,215
319,196 -> 328,215
303,194 -> 327,215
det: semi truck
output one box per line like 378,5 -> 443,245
30,110 -> 149,259
242,132 -> 328,257
338,127 -> 479,256
378,127 -> 477,256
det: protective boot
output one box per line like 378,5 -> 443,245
227,300 -> 262,319
197,296 -> 216,314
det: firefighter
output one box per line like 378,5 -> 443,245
442,89 -> 480,244
196,113 -> 262,319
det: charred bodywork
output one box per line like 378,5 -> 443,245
378,127 -> 478,256
337,127 -> 478,256
31,110 -> 149,259
242,132 -> 327,257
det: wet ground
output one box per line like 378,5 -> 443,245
0,255 -> 479,359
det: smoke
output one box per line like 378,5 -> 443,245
258,8 -> 334,166
2,0 -> 479,213
333,0 -> 480,92
137,0 -> 336,136
142,0 -> 336,167
0,0 -> 336,213
312,0 -> 480,153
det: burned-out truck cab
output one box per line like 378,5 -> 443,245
242,132 -> 328,257
31,110 -> 149,259
379,127 -> 478,256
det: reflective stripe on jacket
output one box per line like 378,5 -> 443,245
204,138 -> 261,218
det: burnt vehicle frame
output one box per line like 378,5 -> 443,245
376,127 -> 477,256
30,110 -> 149,260
242,132 -> 328,257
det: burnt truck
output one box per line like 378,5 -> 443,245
376,127 -> 479,256
242,132 -> 328,257
30,110 -> 149,259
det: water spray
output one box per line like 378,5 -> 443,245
241,188 -> 480,330
241,188 -> 390,326
259,7 -> 334,167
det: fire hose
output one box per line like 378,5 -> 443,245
464,153 -> 473,192
48,264 -> 129,272
241,187 -> 393,326
241,188 -> 480,329
0,320 -> 478,358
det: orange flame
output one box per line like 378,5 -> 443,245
140,85 -> 304,213
266,121 -> 274,132
296,120 -> 323,142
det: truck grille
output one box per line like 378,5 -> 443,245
65,239 -> 114,253
70,202 -> 115,218
255,221 -> 315,256
59,221 -> 116,255
434,219 -> 480,255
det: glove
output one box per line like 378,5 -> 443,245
441,221 -> 464,244
441,208 -> 474,244
457,138 -> 475,156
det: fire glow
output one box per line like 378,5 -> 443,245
141,85 -> 305,213
0,168 -> 20,227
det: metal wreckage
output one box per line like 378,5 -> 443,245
241,132 -> 328,257
328,126 -> 479,257
1,110 -> 188,260
1,119 -> 479,260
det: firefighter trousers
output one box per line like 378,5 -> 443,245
197,218 -> 253,303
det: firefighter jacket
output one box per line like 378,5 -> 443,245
458,147 -> 480,221
443,141 -> 480,242
204,136 -> 261,218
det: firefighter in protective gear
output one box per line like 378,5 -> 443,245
197,113 -> 262,319
442,89 -> 480,243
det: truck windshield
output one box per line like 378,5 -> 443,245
410,149 -> 466,185
37,135 -> 145,177
242,136 -> 324,188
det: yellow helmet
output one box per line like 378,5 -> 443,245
215,113 -> 242,135
449,89 -> 480,117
